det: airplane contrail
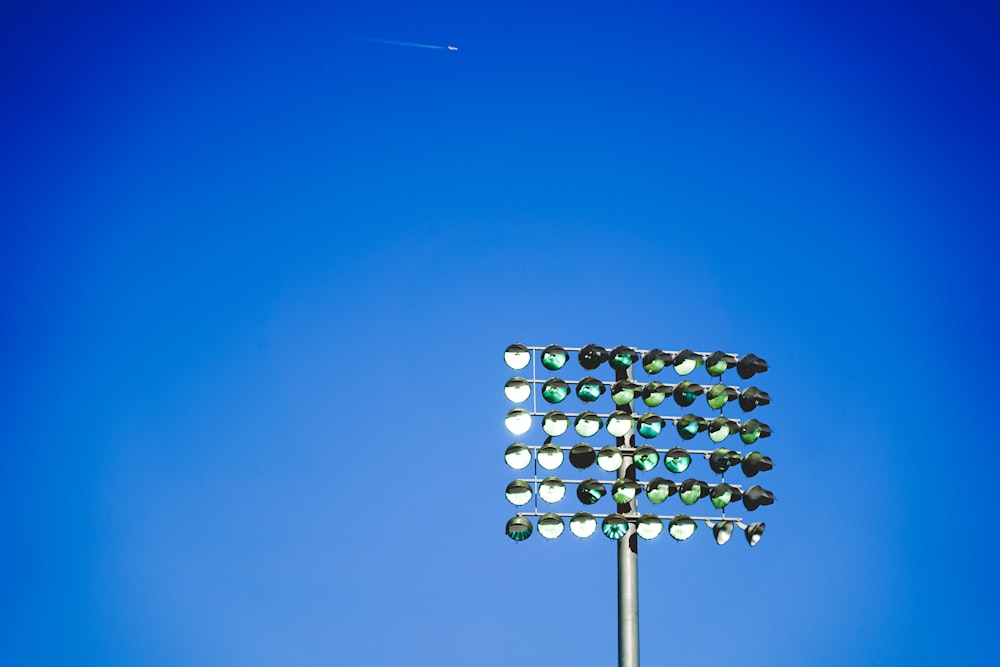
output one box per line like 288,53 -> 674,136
349,36 -> 456,51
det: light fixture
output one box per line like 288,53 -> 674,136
506,516 -> 533,541
609,346 -> 638,370
668,515 -> 697,540
602,514 -> 629,539
738,387 -> 771,412
537,513 -> 565,539
597,446 -> 624,472
637,413 -> 665,438
739,418 -> 772,444
706,383 -> 737,410
673,381 -> 704,407
611,479 -> 641,504
540,345 -> 568,371
708,448 -> 741,474
737,353 -> 768,379
636,515 -> 664,540
505,409 -> 531,435
607,411 -> 634,437
710,483 -> 741,509
640,382 -> 670,407
576,377 -> 606,402
611,380 -> 641,406
642,349 -> 672,374
741,451 -> 773,477
744,522 -> 765,546
672,349 -> 703,376
705,351 -> 738,377
504,343 -> 531,370
537,444 -> 564,470
679,478 -> 709,505
504,377 -> 531,403
569,444 -> 596,469
707,519 -> 735,545
570,512 -> 597,538
574,411 -> 603,437
541,378 -> 569,404
708,417 -> 739,443
633,446 -> 659,471
742,486 -> 775,511
663,447 -> 692,473
577,479 -> 606,505
579,344 -> 609,370
676,414 -> 708,440
505,480 -> 532,506
504,443 -> 531,470
539,477 -> 566,503
542,411 -> 569,437
645,477 -> 676,504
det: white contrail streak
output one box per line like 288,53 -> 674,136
350,36 -> 446,50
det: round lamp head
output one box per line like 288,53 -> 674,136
540,345 -> 568,371
539,477 -> 566,503
739,387 -> 771,412
663,447 -> 692,473
737,353 -> 768,380
569,444 -> 596,469
668,515 -> 698,541
504,343 -> 531,370
646,477 -> 676,504
708,417 -> 738,443
673,381 -> 704,407
576,377 -> 606,403
709,519 -> 735,545
505,516 -> 533,541
505,480 -> 532,506
679,478 -> 709,506
541,378 -> 570,404
609,346 -> 638,370
570,512 -> 597,538
739,419 -> 772,444
536,444 -> 565,470
505,409 -> 531,435
504,377 -> 531,403
612,479 -> 641,504
741,451 -> 774,477
705,351 -> 738,377
602,513 -> 629,540
574,411 -> 603,437
745,522 -> 766,546
542,411 -> 569,437
710,482 -> 740,509
676,414 -> 707,440
706,383 -> 737,410
577,478 -> 606,505
636,514 -> 664,540
606,411 -> 634,437
672,349 -> 703,376
634,445 -> 659,471
537,513 -> 565,539
611,380 -> 641,406
637,413 -> 665,439
642,349 -> 672,374
641,382 -> 671,407
708,447 -> 741,474
504,443 -> 531,470
742,486 -> 775,511
578,344 -> 609,370
597,446 -> 624,472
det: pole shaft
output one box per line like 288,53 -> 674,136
617,364 -> 639,667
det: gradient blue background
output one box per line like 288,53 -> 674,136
2,1 -> 997,665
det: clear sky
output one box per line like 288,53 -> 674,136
2,1 -> 998,665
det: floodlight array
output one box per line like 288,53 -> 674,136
502,343 -> 774,546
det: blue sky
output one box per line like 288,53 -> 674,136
2,1 -> 997,665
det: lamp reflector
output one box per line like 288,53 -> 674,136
542,411 -> 570,437
642,349 -> 671,374
577,478 -> 606,505
745,522 -> 766,546
637,514 -> 664,540
504,343 -> 531,370
504,443 -> 531,470
676,414 -> 707,440
606,411 -> 634,437
679,478 -> 708,506
646,477 -> 676,504
574,412 -> 603,437
668,515 -> 697,541
602,514 -> 629,539
673,381 -> 704,407
708,417 -> 738,443
710,520 -> 735,545
569,444 -> 596,469
597,446 -> 623,472
505,409 -> 531,435
504,377 -> 531,403
663,447 -> 692,473
537,513 -> 565,539
611,380 -> 641,406
741,451 -> 774,477
539,477 -> 566,503
576,377 -> 606,402
708,448 -> 741,474
706,383 -> 737,410
578,344 -> 609,370
641,382 -> 670,407
743,486 -> 775,511
737,353 -> 768,380
710,482 -> 740,509
612,479 -> 641,504
570,512 -> 597,538
672,349 -> 703,376
739,387 -> 771,412
506,516 -> 533,541
637,413 -> 665,439
541,378 -> 569,404
634,446 -> 659,471
739,419 -> 772,444
540,345 -> 568,371
505,481 -> 532,506
537,444 -> 564,470
705,351 -> 738,377
609,346 -> 638,370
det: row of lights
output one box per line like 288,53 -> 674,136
505,377 -> 771,411
504,409 -> 772,443
504,443 -> 774,476
504,343 -> 768,380
505,513 -> 765,545
504,477 -> 775,510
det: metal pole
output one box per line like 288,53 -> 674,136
616,364 -> 639,667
